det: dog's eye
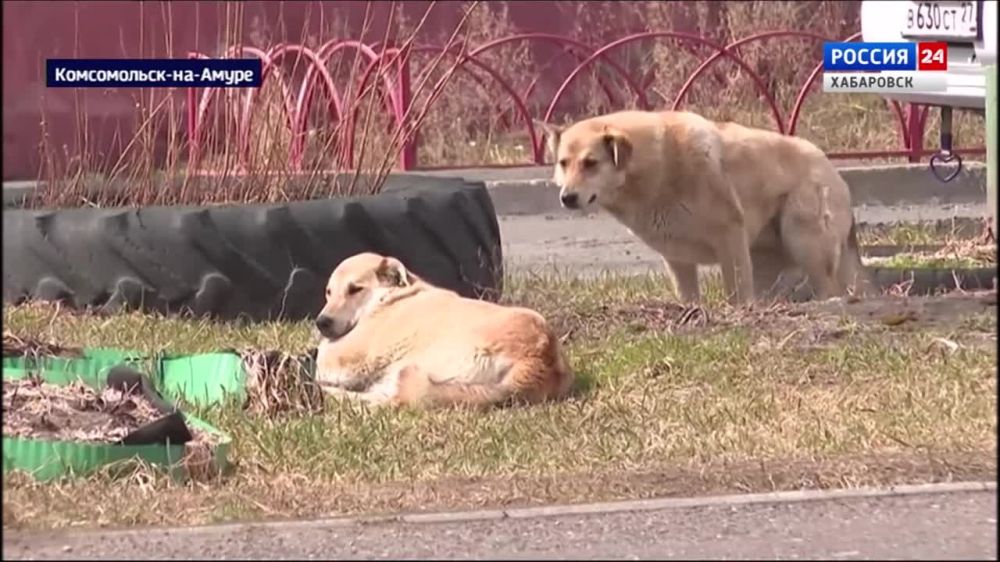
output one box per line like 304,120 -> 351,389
346,284 -> 363,295
325,288 -> 331,297
558,159 -> 569,169
582,158 -> 598,169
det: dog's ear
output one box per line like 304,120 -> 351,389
602,128 -> 632,170
533,119 -> 565,160
375,257 -> 413,287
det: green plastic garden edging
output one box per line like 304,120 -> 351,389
2,348 -> 246,481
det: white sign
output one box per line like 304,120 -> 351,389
902,1 -> 980,40
823,72 -> 948,94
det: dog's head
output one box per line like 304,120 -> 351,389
535,118 -> 633,211
314,252 -> 417,341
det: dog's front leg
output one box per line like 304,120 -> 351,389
321,384 -> 394,407
715,228 -> 755,305
320,384 -> 356,400
664,259 -> 700,303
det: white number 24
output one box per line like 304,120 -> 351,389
921,48 -> 945,65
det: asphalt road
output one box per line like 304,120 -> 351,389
499,205 -> 989,277
4,488 -> 995,560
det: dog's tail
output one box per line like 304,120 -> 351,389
422,380 -> 517,411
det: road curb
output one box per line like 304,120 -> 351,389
6,163 -> 989,220
484,163 -> 988,216
501,480 -> 996,520
8,480 -> 995,543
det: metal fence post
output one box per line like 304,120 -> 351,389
906,103 -> 925,163
397,47 -> 417,171
987,64 -> 997,235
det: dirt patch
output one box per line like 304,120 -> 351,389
542,291 -> 997,346
322,451 -> 996,519
547,301 -> 712,343
2,378 -> 163,443
799,290 -> 997,330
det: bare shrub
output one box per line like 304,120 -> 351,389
28,1 -> 985,210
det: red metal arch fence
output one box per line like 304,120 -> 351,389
186,29 -> 987,172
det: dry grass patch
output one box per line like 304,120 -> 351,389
2,273 -> 996,530
2,378 -> 163,443
2,331 -> 83,360
241,349 -> 324,417
857,219 -> 993,247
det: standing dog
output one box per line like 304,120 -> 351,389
314,252 -> 574,410
536,110 -> 872,304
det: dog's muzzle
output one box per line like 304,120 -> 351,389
315,314 -> 352,340
560,192 -> 579,209
560,192 -> 597,210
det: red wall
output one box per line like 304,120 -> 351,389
3,2 -> 868,181
1,1 -> 586,180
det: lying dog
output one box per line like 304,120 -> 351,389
314,252 -> 574,410
536,110 -> 873,304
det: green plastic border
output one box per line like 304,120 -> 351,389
2,349 -> 242,481
2,348 -> 248,407
159,352 -> 247,407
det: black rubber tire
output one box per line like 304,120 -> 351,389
3,175 -> 503,321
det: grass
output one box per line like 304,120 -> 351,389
876,254 -> 991,270
2,272 -> 996,530
857,219 -> 993,247
856,220 -> 997,269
